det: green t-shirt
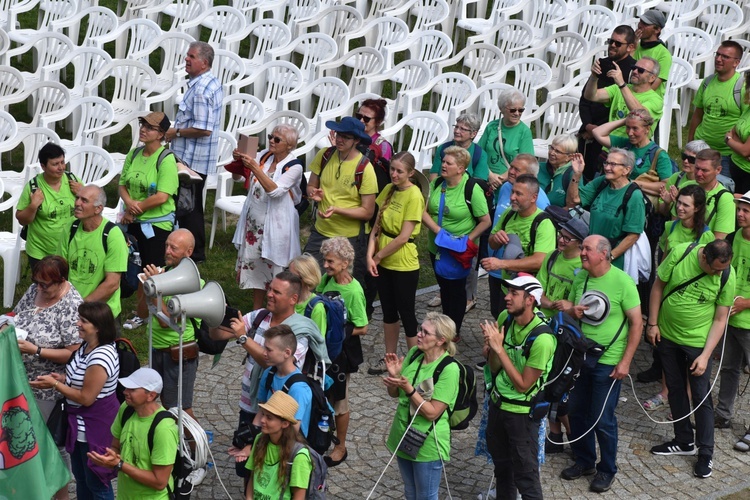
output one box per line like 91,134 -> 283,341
730,230 -> 750,329
295,295 -> 327,337
705,183 -> 736,235
149,275 -> 204,349
429,141 -> 489,180
477,119 -> 534,175
657,243 -> 735,347
111,403 -> 178,500
386,346 -> 458,461
634,42 -> 672,97
609,136 -> 673,180
568,266 -> 641,365
310,148 -> 378,238
491,207 -> 557,279
17,173 -> 80,260
317,276 -> 368,328
539,162 -> 584,207
578,177 -> 646,269
731,106 -> 750,173
605,85 -> 664,138
693,72 -> 748,155
491,311 -> 556,413
246,437 -> 313,500
375,184 -> 424,271
658,219 -> 715,255
426,173 -> 489,254
119,146 -> 179,231
537,250 -> 582,318
58,218 -> 128,318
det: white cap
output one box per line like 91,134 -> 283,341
119,368 -> 163,394
500,273 -> 544,305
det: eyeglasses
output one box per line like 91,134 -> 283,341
139,121 -> 158,131
506,107 -> 525,114
336,133 -> 355,141
417,326 -> 436,337
603,161 -> 628,168
33,280 -> 60,290
715,52 -> 739,61
267,134 -> 283,144
548,145 -> 572,156
557,232 -> 575,244
632,65 -> 655,75
453,124 -> 473,133
355,113 -> 373,123
606,38 -> 626,48
681,153 -> 697,164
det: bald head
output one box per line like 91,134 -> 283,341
164,229 -> 195,267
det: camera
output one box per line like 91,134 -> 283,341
232,423 -> 260,449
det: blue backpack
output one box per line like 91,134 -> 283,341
304,287 -> 346,362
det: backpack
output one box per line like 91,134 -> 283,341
581,179 -> 652,245
264,367 -> 338,455
358,138 -> 391,193
191,317 -> 228,355
667,220 -> 710,244
438,141 -> 482,172
285,441 -> 327,499
68,220 -> 140,299
20,171 -> 77,240
431,176 -> 493,223
303,290 -> 346,362
259,150 -> 309,215
132,146 -> 194,218
702,73 -> 744,109
407,350 -> 478,430
114,338 -> 140,403
545,249 -> 573,285
499,210 -> 552,254
121,407 -> 190,500
643,143 -> 679,175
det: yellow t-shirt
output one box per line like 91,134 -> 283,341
376,184 -> 424,271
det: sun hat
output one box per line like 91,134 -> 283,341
325,116 -> 372,145
119,368 -> 163,394
258,391 -> 299,424
734,190 -> 750,206
639,9 -> 666,28
499,273 -> 543,305
498,233 -> 525,261
560,218 -> 589,242
140,111 -> 171,133
579,290 -> 611,326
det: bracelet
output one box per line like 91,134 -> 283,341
618,82 -> 627,89
647,324 -> 657,328
406,388 -> 417,398
53,381 -> 59,390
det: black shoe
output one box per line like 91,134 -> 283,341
650,440 -> 697,456
693,455 -> 713,478
324,450 -> 348,467
546,432 -> 564,454
636,367 -> 661,383
561,463 -> 596,480
589,472 -> 615,493
714,415 -> 731,429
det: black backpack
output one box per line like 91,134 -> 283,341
258,150 -> 309,215
114,338 -> 140,403
431,175 -> 493,223
499,210 -> 552,254
264,367 -> 338,455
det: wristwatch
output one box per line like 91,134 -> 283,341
115,460 -> 124,472
236,335 -> 248,345
176,129 -> 182,138
34,346 -> 42,358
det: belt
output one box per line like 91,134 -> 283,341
380,228 -> 415,242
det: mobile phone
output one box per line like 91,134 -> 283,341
599,58 -> 614,74
221,306 -> 240,328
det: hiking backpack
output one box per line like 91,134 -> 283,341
407,350 -> 478,430
114,338 -> 140,403
286,441 -> 328,499
132,146 -> 194,218
499,210 -> 552,254
303,291 -> 347,362
431,175 -> 494,223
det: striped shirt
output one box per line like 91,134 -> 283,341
66,342 -> 119,440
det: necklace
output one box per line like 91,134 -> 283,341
335,150 -> 350,180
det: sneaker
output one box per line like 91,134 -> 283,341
367,358 -> 386,375
714,414 -> 731,429
693,455 -> 713,478
589,472 -> 615,493
123,314 -> 144,330
560,463 -> 596,480
650,440 -> 697,456
475,360 -> 487,371
185,466 -> 207,486
427,295 -> 441,307
476,488 -> 496,500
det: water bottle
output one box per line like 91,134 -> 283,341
132,252 -> 142,267
148,182 -> 157,196
318,415 -> 329,433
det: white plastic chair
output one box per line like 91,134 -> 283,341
265,33 -> 338,85
467,19 -> 534,60
0,65 -> 24,110
93,18 -> 162,60
139,0 -> 207,40
66,145 -> 119,187
4,81 -> 71,131
488,58 -> 553,113
237,19 -> 292,77
339,16 -> 409,71
180,5 -> 247,52
677,0 -> 745,43
454,0 -> 527,41
525,0 -> 569,42
433,43 -> 505,84
548,4 -> 618,49
51,46 -> 112,100
522,96 -> 582,159
209,171 -> 245,249
84,59 -> 157,122
384,0 -> 451,33
318,47 -> 386,96
521,31 -> 588,91
660,0 -> 699,31
5,31 -> 75,88
0,127 -> 60,196
279,76 -> 350,131
0,28 -> 8,65
658,57 -> 694,150
295,4 -> 363,53
364,59 -> 432,101
231,60 -> 303,117
401,72 -> 476,127
201,130 -> 238,211
232,0 -> 287,25
388,29 -> 452,75
39,96 -> 115,149
50,6 -> 120,48
286,0 -> 322,36
379,111 -> 450,172
663,27 -> 716,119
221,93 -> 265,138
0,177 -> 24,308
211,49 -> 247,100
7,0 -> 79,45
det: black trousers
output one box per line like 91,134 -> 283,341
176,173 -> 207,262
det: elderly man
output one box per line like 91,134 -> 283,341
560,235 -> 642,493
166,41 -> 223,263
493,154 -> 551,226
58,184 -> 128,319
647,239 -> 734,478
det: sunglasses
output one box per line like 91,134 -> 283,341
606,38 -> 626,48
267,134 -> 283,144
632,65 -> 654,75
681,153 -> 697,164
506,107 -> 525,114
355,113 -> 373,123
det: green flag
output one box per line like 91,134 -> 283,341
0,326 -> 71,498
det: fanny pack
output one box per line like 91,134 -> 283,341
166,341 -> 199,363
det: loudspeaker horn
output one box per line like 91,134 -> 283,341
167,281 -> 226,328
142,258 -> 201,298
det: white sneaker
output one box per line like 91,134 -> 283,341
477,488 -> 496,500
123,315 -> 144,330
186,466 -> 207,486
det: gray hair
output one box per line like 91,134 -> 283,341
189,41 -> 214,67
685,140 -> 710,154
514,153 -> 539,176
640,56 -> 660,78
456,111 -> 481,132
551,134 -> 578,154
498,89 -> 526,110
594,235 -> 612,261
608,148 -> 635,171
320,237 -> 355,272
273,124 -> 299,147
87,184 -> 107,208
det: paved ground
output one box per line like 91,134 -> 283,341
185,282 -> 750,499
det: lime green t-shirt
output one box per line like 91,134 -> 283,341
658,219 -> 715,255
477,119 -> 534,175
730,230 -> 750,329
693,72 -> 748,155
705,183 -> 736,235
609,136 -> 673,180
537,250 -> 583,318
149,276 -> 204,349
634,42 -> 672,97
386,347 -> 458,461
119,146 -> 179,231
605,85 -> 664,138
310,148 -> 378,238
111,403 -> 178,500
657,243 -> 735,347
58,218 -> 128,318
426,173 -> 489,254
568,266 -> 641,365
491,311 -> 556,414
317,276 -> 368,328
376,183 -> 424,271
430,141 -> 490,180
491,207 -> 557,280
17,173 -> 80,260
246,437 -> 313,500
578,177 -> 646,269
295,295 -> 327,337
731,106 -> 750,173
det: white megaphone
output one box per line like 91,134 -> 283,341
142,258 -> 201,298
166,281 -> 226,328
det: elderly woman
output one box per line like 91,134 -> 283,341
429,111 -> 489,181
384,312 -> 459,500
566,148 -> 646,270
538,134 -> 583,207
15,256 -> 83,500
119,111 -> 179,268
233,124 -> 303,311
16,143 -> 82,269
657,140 -> 710,216
478,89 -> 534,190
32,302 -> 120,500
318,237 -> 368,467
423,146 -> 491,340
289,253 -> 327,334
357,98 -> 393,160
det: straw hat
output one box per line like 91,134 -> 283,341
258,391 -> 299,424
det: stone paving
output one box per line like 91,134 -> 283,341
188,282 -> 750,500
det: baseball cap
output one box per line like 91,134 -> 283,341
119,368 -> 163,393
639,10 -> 666,28
140,111 -> 171,133
500,273 -> 543,305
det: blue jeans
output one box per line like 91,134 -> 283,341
568,362 -> 622,475
71,441 -> 114,500
397,457 -> 443,500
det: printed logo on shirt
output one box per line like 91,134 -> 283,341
69,248 -> 101,282
705,96 -> 730,118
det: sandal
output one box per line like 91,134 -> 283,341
735,434 -> 750,452
643,393 -> 666,411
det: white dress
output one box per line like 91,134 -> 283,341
234,151 -> 302,290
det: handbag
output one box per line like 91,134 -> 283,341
433,182 -> 472,280
47,397 -> 68,447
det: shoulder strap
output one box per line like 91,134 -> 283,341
617,183 -> 640,218
546,249 -> 561,277
252,309 -> 271,332
463,177 -> 479,220
281,373 -> 308,393
529,212 -> 551,251
133,146 -> 145,161
520,322 -> 554,358
147,410 -> 176,452
121,405 -> 136,428
646,144 -> 664,172
661,242 -> 703,305
318,147 -> 336,175
675,171 -> 686,189
734,75 -> 744,109
471,143 -> 480,170
706,189 -> 731,224
353,154 -> 371,190
68,219 -> 81,244
562,166 -> 573,192
304,295 -> 323,318
101,220 -> 115,254
727,228 -> 740,245
264,366 -> 279,392
701,74 -> 715,94
260,150 -> 273,166
591,176 -> 609,206
281,158 -> 304,173
668,219 -> 679,235
500,209 -> 515,231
